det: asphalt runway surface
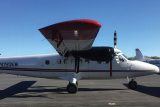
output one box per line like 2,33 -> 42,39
0,73 -> 159,107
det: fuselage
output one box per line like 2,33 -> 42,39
0,50 -> 159,81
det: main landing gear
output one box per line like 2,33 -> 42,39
67,82 -> 78,93
128,79 -> 137,90
66,53 -> 79,93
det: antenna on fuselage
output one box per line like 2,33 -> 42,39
114,31 -> 117,48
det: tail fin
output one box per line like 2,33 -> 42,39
135,48 -> 144,61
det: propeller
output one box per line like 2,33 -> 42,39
114,31 -> 117,48
109,31 -> 117,77
72,31 -> 116,75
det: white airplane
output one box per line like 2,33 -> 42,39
0,19 -> 159,93
135,48 -> 160,68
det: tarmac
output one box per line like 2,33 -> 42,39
0,73 -> 159,107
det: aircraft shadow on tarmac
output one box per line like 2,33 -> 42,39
0,81 -> 37,100
123,84 -> 160,98
0,81 -> 159,100
0,81 -> 126,99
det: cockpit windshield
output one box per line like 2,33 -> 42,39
116,54 -> 128,62
122,54 -> 128,60
114,48 -> 128,61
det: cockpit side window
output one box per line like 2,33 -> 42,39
118,55 -> 125,62
45,60 -> 50,65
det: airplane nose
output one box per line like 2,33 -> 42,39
131,61 -> 159,73
145,63 -> 159,73
154,66 -> 159,73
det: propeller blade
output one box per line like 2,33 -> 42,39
114,31 -> 117,48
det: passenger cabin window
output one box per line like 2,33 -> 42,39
45,60 -> 50,65
57,59 -> 61,64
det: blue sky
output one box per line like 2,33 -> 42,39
0,0 -> 160,57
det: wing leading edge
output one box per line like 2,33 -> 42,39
39,19 -> 101,56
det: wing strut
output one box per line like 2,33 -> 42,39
75,53 -> 80,73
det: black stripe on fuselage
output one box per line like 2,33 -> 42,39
0,67 -> 151,73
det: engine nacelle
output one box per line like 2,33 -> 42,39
67,47 -> 114,63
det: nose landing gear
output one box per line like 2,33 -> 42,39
128,79 -> 137,90
67,82 -> 78,93
126,76 -> 137,90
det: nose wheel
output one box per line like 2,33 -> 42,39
67,82 -> 78,93
128,79 -> 137,90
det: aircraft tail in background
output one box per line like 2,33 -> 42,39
135,48 -> 145,61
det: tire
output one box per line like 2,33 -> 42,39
128,81 -> 137,90
67,83 -> 78,93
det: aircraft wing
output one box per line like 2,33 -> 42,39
39,19 -> 101,56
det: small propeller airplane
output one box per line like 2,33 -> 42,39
135,48 -> 160,68
0,19 -> 159,93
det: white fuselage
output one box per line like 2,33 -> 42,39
0,52 -> 159,81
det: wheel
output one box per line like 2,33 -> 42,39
67,83 -> 78,93
128,80 -> 137,90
